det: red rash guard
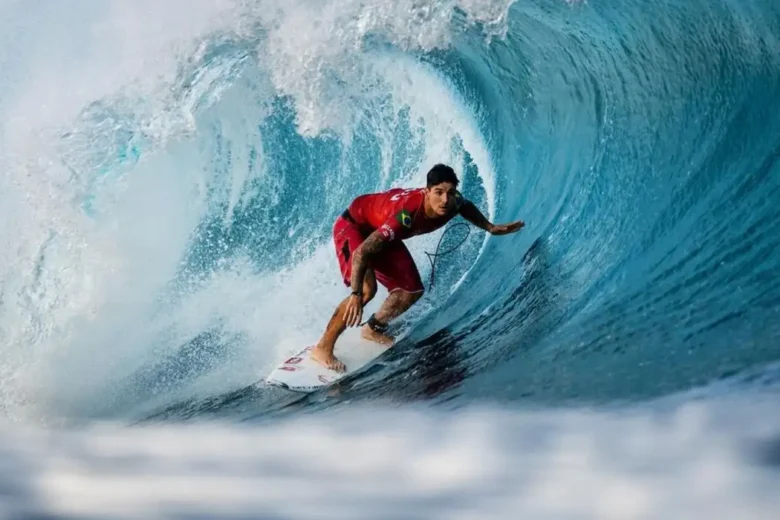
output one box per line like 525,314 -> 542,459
347,188 -> 462,241
332,187 -> 463,293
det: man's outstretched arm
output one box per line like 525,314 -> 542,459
459,200 -> 525,235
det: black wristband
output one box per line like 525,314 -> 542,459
351,290 -> 363,297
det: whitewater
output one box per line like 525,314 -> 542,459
0,0 -> 779,518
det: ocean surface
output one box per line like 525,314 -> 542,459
0,0 -> 779,518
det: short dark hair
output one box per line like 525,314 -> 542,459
426,164 -> 459,188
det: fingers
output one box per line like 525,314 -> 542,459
505,221 -> 524,233
492,222 -> 523,235
343,303 -> 353,326
490,220 -> 524,236
343,301 -> 363,327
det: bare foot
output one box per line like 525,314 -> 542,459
360,324 -> 394,346
309,345 -> 346,373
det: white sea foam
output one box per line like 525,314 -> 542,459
0,0 -> 505,421
0,396 -> 778,519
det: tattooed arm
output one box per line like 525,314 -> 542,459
343,231 -> 388,327
350,231 -> 387,294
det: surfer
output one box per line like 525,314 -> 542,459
310,164 -> 525,372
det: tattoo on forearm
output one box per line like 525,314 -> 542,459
360,234 -> 386,256
351,233 -> 386,291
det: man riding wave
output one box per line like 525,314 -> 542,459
311,164 -> 525,372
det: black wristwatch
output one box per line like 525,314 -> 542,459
351,290 -> 363,298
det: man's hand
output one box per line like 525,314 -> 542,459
490,220 -> 525,235
460,200 -> 525,236
344,293 -> 364,327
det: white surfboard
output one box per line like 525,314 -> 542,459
266,333 -> 391,392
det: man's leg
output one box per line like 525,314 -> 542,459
361,289 -> 423,345
310,269 -> 377,372
361,240 -> 425,345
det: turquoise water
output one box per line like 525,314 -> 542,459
137,0 -> 780,416
0,0 -> 779,517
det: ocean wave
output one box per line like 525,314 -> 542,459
0,0 -> 778,422
3,394 -> 780,519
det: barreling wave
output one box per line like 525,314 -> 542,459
0,0 -> 778,424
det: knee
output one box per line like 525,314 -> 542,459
401,289 -> 423,305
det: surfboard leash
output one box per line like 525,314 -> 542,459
357,223 -> 470,328
425,222 -> 471,290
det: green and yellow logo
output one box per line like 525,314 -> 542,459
396,209 -> 412,228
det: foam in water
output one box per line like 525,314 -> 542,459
1,396 -> 779,519
247,0 -> 514,137
0,0 -> 507,420
1,0 -> 779,518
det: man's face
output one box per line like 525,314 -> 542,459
426,182 -> 458,217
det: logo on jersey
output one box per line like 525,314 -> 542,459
396,209 -> 412,228
379,224 -> 395,241
389,188 -> 417,202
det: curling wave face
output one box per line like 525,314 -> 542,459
1,1 -> 780,517
0,0 -> 778,423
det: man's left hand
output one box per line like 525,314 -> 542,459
344,293 -> 364,327
490,220 -> 525,235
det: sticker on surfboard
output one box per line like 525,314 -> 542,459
266,334 -> 390,392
